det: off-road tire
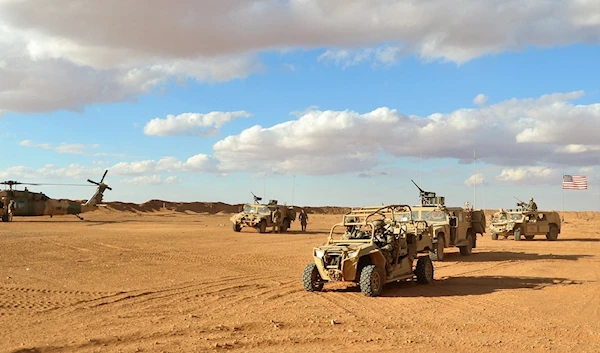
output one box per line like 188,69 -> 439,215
1,214 -> 8,222
514,228 -> 521,241
525,235 -> 534,240
258,220 -> 267,233
429,235 -> 445,261
491,232 -> 498,240
359,265 -> 384,297
459,232 -> 473,256
279,219 -> 290,233
546,224 -> 559,241
415,256 -> 434,284
232,223 -> 241,232
302,263 -> 324,292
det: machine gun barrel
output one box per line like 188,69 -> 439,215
411,179 -> 425,194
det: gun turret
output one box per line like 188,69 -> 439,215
251,192 -> 262,204
411,179 -> 444,206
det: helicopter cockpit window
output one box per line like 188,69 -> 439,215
16,201 -> 26,209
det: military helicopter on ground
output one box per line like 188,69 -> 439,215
0,170 -> 112,222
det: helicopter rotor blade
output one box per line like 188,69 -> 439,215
100,170 -> 108,183
87,179 -> 100,186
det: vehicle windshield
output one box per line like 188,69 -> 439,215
509,213 -> 523,221
420,210 -> 447,222
330,224 -> 373,242
243,205 -> 270,214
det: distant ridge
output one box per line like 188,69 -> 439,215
103,199 -> 352,215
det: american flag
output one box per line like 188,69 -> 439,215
562,175 -> 588,190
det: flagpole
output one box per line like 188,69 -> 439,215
473,150 -> 476,209
561,174 -> 565,221
291,174 -> 296,207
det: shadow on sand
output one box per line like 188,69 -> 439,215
325,275 -> 582,298
443,250 -> 591,262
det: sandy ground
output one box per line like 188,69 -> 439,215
1,209 -> 599,353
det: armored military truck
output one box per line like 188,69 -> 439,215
410,180 -> 486,261
230,194 -> 296,233
302,204 -> 434,297
489,205 -> 561,241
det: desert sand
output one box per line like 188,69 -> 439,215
1,207 -> 599,353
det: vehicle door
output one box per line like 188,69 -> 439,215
525,212 -> 538,234
536,212 -> 549,234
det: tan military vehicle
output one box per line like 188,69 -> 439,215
489,205 -> 561,241
302,204 -> 434,297
230,193 -> 296,233
410,181 -> 486,261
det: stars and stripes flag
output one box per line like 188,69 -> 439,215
562,175 -> 588,190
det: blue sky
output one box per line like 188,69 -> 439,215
0,1 -> 598,210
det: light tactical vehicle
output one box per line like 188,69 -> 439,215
489,205 -> 561,241
230,193 -> 296,233
410,180 -> 486,261
302,204 -> 434,297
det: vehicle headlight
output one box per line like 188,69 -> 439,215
347,250 -> 359,259
315,250 -> 325,258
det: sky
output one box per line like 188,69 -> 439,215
0,0 -> 599,211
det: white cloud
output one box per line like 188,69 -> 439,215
1,1 -> 599,114
496,166 -> 555,183
213,91 -> 600,175
111,154 -> 217,175
465,173 -> 485,186
120,175 -> 164,185
143,111 -> 252,136
473,94 -> 488,106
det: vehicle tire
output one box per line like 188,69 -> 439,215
525,235 -> 534,241
472,233 -> 477,248
0,214 -> 7,222
280,219 -> 290,233
258,220 -> 267,233
546,224 -> 559,241
429,235 -> 445,261
459,232 -> 473,256
491,232 -> 498,240
302,263 -> 324,292
514,228 -> 521,241
232,223 -> 241,232
415,256 -> 434,284
359,265 -> 384,297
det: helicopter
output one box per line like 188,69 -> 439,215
0,170 -> 112,222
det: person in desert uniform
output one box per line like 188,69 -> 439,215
299,209 -> 308,232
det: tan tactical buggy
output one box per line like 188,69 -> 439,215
230,199 -> 296,233
302,205 -> 434,297
489,208 -> 561,241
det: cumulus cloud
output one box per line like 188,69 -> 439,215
465,173 -> 485,186
473,94 -> 488,106
143,111 -> 252,136
213,91 -> 600,175
496,166 -> 556,184
120,175 -> 182,185
111,154 -> 217,175
1,1 -> 599,114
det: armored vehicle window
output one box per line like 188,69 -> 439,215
422,210 -> 447,221
243,205 -> 256,213
509,213 -> 522,221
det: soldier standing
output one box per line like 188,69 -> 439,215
528,197 -> 538,212
299,209 -> 308,232
272,207 -> 282,233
